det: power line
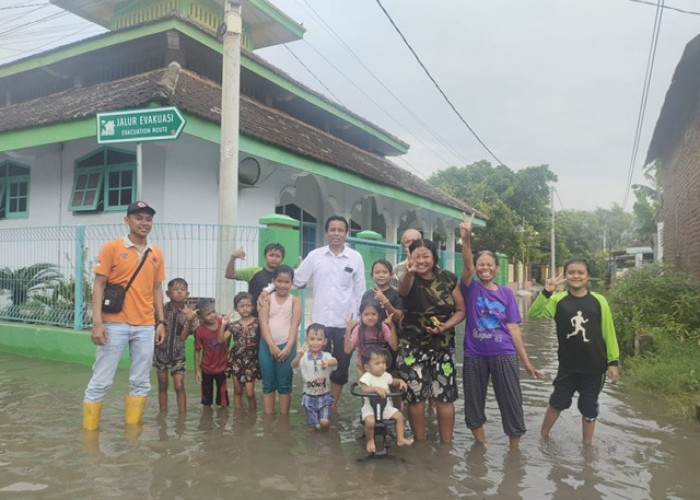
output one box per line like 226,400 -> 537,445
0,8 -> 69,38
280,37 -> 455,176
627,0 -> 700,16
277,0 -> 462,174
553,187 -> 566,212
292,37 -> 457,172
283,44 -> 345,105
0,3 -> 47,10
296,0 -> 471,165
374,0 -> 506,167
4,22 -> 100,61
622,0 -> 665,209
284,43 -> 433,179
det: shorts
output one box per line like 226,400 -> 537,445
361,403 -> 399,421
549,369 -> 605,420
201,372 -> 229,407
259,341 -> 295,394
301,392 -> 334,428
397,344 -> 458,404
325,327 -> 352,386
153,358 -> 186,375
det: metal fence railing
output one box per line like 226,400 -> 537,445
0,224 -> 493,332
0,223 -> 263,330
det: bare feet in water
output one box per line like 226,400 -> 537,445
366,439 -> 376,453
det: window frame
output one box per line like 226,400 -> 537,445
0,160 -> 30,220
69,147 -> 136,213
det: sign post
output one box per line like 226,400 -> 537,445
96,106 -> 186,200
96,106 -> 186,144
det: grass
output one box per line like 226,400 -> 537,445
623,337 -> 700,419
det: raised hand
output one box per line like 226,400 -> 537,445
346,315 -> 358,331
383,312 -> 394,326
183,303 -> 198,322
405,257 -> 418,274
232,246 -> 246,260
459,212 -> 474,240
222,313 -> 233,327
373,287 -> 387,304
544,273 -> 565,292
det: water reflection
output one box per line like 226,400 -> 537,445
1,312 -> 700,499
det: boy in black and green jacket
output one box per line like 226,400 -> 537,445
529,258 -> 620,446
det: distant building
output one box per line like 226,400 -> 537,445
646,34 -> 700,279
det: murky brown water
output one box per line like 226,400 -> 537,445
1,314 -> 699,499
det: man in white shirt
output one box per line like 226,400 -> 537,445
294,215 -> 365,407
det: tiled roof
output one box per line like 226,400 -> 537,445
0,63 -> 480,216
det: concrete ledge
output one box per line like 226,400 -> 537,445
0,321 -> 110,367
0,321 -> 197,369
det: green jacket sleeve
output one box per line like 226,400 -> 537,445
528,291 -> 558,319
592,292 -> 620,364
235,266 -> 263,282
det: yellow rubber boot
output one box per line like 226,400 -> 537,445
82,400 -> 102,431
124,395 -> 147,425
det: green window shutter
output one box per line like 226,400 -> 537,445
70,167 -> 104,211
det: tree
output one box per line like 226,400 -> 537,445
554,205 -> 635,277
429,160 -> 557,262
632,161 -> 662,246
0,263 -> 63,307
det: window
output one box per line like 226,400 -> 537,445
70,147 -> 136,212
276,204 -> 317,257
0,160 -> 30,219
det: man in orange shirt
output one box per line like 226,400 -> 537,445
83,201 -> 167,430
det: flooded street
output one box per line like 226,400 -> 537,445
1,314 -> 699,499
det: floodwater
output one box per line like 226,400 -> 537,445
1,313 -> 699,499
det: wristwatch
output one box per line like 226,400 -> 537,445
156,320 -> 167,327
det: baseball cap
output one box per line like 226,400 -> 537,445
126,201 -> 156,216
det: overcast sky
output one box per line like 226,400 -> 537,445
2,0 -> 699,211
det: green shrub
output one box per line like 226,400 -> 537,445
607,264 -> 700,355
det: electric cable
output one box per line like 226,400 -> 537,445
374,0 -> 506,167
627,0 -> 700,16
622,0 -> 664,209
296,0 -> 470,165
283,45 -> 345,105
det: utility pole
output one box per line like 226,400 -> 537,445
219,0 -> 241,227
550,184 -> 556,277
217,0 -> 242,311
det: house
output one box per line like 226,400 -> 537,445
0,0 -> 489,362
0,0 -> 484,249
646,33 -> 700,279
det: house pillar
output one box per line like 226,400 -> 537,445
445,225 -> 456,273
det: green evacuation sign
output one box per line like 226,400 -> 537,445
96,106 -> 186,144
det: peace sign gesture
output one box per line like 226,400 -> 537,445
459,212 -> 475,239
405,256 -> 418,274
544,273 -> 565,292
